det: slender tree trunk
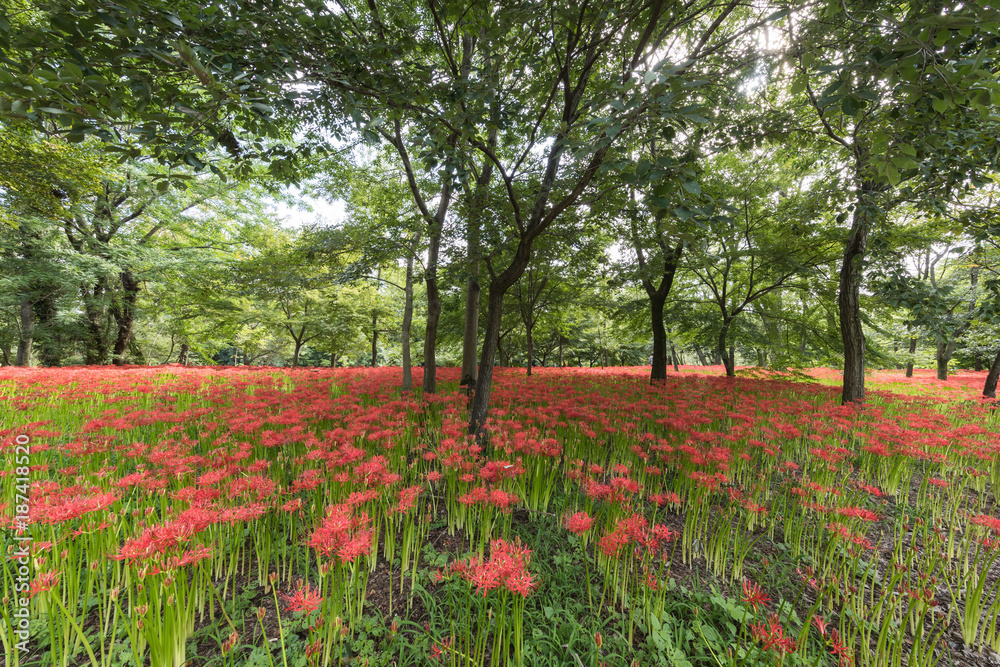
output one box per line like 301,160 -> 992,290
293,339 -> 302,367
649,294 -> 668,381
694,344 -> 709,366
1,346 -> 9,366
719,317 -> 735,377
423,230 -> 442,393
905,335 -> 917,378
112,269 -> 140,366
161,335 -> 175,364
15,298 -> 34,366
371,311 -> 378,368
974,353 -> 982,372
838,199 -> 872,403
330,352 -> 337,368
670,343 -> 680,372
471,238 -> 537,438
984,350 -> 1000,399
178,343 -> 190,365
558,336 -> 564,367
470,286 -> 507,436
525,319 -> 534,377
402,233 -> 418,392
461,270 -> 480,388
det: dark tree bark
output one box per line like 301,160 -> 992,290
178,343 -> 190,365
111,269 -> 140,366
670,342 -> 680,372
936,341 -> 956,381
984,350 -> 1000,399
81,278 -> 112,365
15,298 -> 34,366
718,317 -> 735,377
838,194 -> 875,404
905,335 -> 917,378
974,353 -> 983,372
402,232 -> 419,391
461,131 -> 496,391
694,344 -> 709,366
640,245 -> 684,381
33,291 -> 61,367
370,311 -> 378,368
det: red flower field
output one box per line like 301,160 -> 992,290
1,365 -> 998,666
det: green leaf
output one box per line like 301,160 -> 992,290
886,163 -> 900,186
931,97 -> 951,113
682,179 -> 701,195
841,95 -> 860,116
674,206 -> 693,220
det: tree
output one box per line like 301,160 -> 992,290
784,0 -> 1000,403
679,150 -> 838,376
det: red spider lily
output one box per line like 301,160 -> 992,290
828,628 -> 853,666
750,613 -> 796,654
396,485 -> 423,514
458,538 -> 535,598
282,580 -> 323,614
741,579 -> 770,611
811,615 -> 828,638
429,636 -> 453,661
29,571 -> 61,598
970,514 -> 1000,534
307,503 -> 372,563
566,511 -> 594,534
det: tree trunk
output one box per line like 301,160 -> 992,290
984,349 -> 1000,399
470,237 -> 536,437
401,233 -> 417,392
461,273 -> 480,389
838,200 -> 872,404
670,343 -> 680,372
558,336 -> 564,367
292,339 -> 302,367
371,311 -> 378,368
178,343 -> 190,365
423,229 -> 442,393
470,285 -> 507,437
719,318 -> 735,377
111,269 -> 140,366
694,344 -> 709,366
905,335 -> 917,378
33,291 -> 61,367
330,352 -> 337,368
82,280 -> 110,365
15,298 -> 34,366
649,294 -> 668,381
128,337 -> 146,365
974,353 -> 982,372
525,319 -> 534,377
936,340 -> 957,381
